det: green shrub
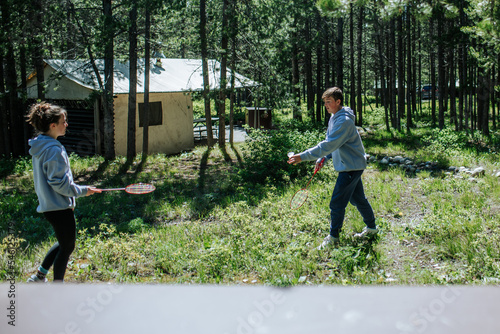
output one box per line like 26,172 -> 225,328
13,156 -> 33,176
422,128 -> 470,153
238,120 -> 325,183
118,218 -> 148,233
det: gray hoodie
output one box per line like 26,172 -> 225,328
299,107 -> 367,172
29,135 -> 88,213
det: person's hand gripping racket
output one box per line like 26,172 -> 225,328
287,153 -> 325,209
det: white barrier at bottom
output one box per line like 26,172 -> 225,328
1,284 -> 499,334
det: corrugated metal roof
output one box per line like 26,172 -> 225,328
44,58 -> 259,94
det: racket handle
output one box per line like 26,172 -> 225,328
314,157 -> 326,173
98,188 -> 126,191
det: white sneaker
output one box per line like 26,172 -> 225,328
27,274 -> 48,283
353,227 -> 378,238
317,235 -> 339,250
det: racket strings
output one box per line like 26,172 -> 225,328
125,183 -> 156,194
289,158 -> 325,209
290,189 -> 308,210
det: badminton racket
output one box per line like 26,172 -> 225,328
290,157 -> 325,210
98,183 -> 156,194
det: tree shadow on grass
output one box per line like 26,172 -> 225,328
16,144 -> 292,246
198,146 -> 212,191
219,145 -> 233,163
78,158 -> 111,184
94,156 -> 144,187
230,144 -> 244,168
159,143 -> 286,220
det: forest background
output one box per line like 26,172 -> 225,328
0,0 -> 499,158
0,0 -> 499,285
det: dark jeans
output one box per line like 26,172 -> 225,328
329,170 -> 376,238
41,209 -> 76,281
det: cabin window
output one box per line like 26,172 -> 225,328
139,101 -> 162,127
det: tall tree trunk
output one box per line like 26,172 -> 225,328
458,45 -> 465,130
335,17 -> 344,90
430,18 -> 437,127
477,66 -> 490,136
389,19 -> 397,128
397,14 -> 404,132
418,22 -> 422,118
476,68 -> 483,132
228,0 -> 238,145
66,1 -> 76,58
127,1 -> 138,160
491,65 -> 496,130
292,14 -> 301,120
437,8 -> 445,130
218,0 -> 229,148
356,6 -> 363,126
496,57 -> 500,130
411,15 -> 417,123
406,8 -> 413,133
374,18 -> 390,131
6,39 -> 22,156
458,0 -> 466,131
142,6 -> 151,158
2,1 -> 22,156
103,0 -> 115,159
316,15 -> 323,123
0,61 -> 7,155
471,63 -> 477,130
20,41 -> 30,154
349,3 -> 355,115
305,20 -> 314,119
324,20 -> 331,125
375,25 -> 391,131
468,62 -> 474,130
200,0 -> 213,146
495,59 -> 499,130
0,9 -> 10,155
449,48 -> 457,130
32,0 -> 45,101
497,55 -> 500,129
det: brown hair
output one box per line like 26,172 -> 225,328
322,87 -> 343,104
26,102 -> 67,134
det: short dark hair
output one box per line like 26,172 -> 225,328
26,102 -> 67,134
322,87 -> 343,104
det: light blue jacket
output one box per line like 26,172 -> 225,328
299,107 -> 367,172
29,135 -> 88,213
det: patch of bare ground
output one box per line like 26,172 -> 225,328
370,172 -> 449,283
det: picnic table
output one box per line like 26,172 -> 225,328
193,117 -> 219,140
245,107 -> 272,129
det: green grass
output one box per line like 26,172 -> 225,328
1,110 -> 499,286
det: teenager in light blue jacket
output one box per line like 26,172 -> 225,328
288,87 -> 377,249
26,103 -> 100,282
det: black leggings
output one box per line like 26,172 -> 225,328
41,209 -> 76,281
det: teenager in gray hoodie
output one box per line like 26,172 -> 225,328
288,87 -> 377,249
26,103 -> 100,282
